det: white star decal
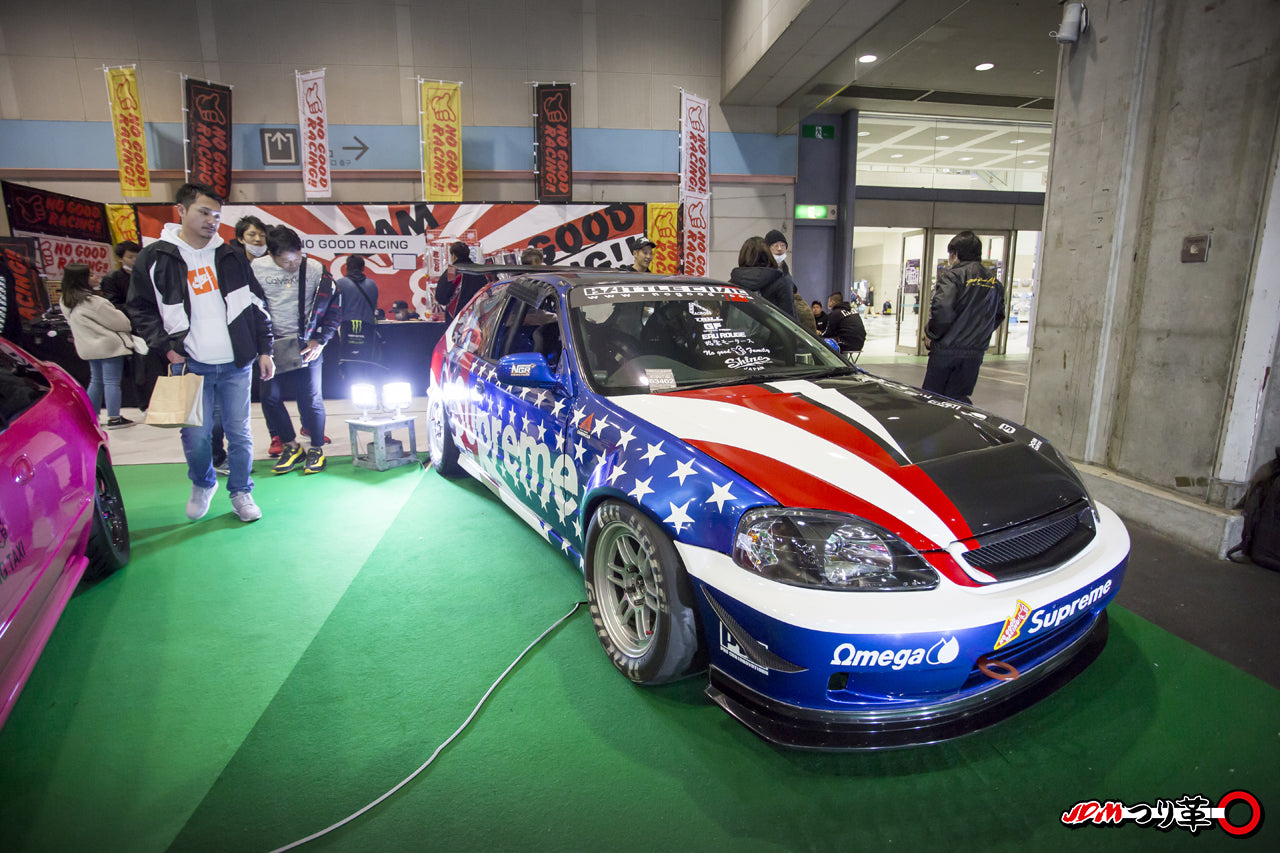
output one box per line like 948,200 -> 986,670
536,390 -> 548,408
669,459 -> 696,486
606,461 -> 627,485
615,425 -> 636,451
522,413 -> 532,433
629,476 -> 655,501
664,500 -> 694,533
640,441 -> 666,465
590,414 -> 611,437
560,537 -> 572,553
551,398 -> 565,417
705,481 -> 737,512
538,483 -> 553,508
573,441 -> 587,462
572,518 -> 582,538
571,405 -> 586,424
535,422 -> 547,442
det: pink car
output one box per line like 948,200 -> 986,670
0,336 -> 130,728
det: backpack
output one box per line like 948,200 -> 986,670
1227,447 -> 1280,570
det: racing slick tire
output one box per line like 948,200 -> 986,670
427,391 -> 462,478
585,500 -> 703,684
84,448 -> 130,582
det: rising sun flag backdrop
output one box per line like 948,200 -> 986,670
105,66 -> 150,197
420,81 -> 463,202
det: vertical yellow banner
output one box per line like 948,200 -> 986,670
106,204 -> 139,244
105,67 -> 151,197
420,81 -> 463,202
647,203 -> 680,275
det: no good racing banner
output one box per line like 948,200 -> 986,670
105,66 -> 151,197
296,69 -> 331,199
421,81 -> 463,202
185,77 -> 233,200
535,84 -> 572,203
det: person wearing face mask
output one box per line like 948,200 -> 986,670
232,216 -> 269,261
253,225 -> 342,476
765,229 -> 790,276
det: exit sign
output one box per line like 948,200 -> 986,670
795,205 -> 838,220
802,125 -> 836,139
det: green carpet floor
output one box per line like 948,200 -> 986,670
1,461 -> 1277,851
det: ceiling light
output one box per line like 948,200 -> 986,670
936,135 -> 950,140
959,156 -> 973,161
975,63 -> 995,71
858,131 -> 870,136
1010,139 -> 1025,144
890,154 -> 903,158
858,54 -> 877,63
1024,159 -> 1037,164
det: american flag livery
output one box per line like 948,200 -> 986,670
428,270 -> 1130,748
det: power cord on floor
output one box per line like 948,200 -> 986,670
268,600 -> 586,852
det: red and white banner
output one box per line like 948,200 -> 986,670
681,193 -> 711,278
679,90 -> 709,197
136,202 -> 647,319
16,230 -> 113,280
296,69 -> 331,199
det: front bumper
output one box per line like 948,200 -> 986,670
677,502 -> 1130,749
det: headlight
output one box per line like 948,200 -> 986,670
732,508 -> 938,591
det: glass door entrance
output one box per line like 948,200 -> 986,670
895,230 -> 926,352
896,229 -> 1013,356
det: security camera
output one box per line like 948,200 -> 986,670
1054,2 -> 1088,44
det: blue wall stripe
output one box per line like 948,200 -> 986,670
0,120 -> 796,177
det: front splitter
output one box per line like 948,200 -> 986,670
706,610 -> 1110,751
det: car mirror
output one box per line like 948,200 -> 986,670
497,353 -> 560,389
823,337 -> 841,354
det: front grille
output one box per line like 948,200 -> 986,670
963,501 -> 1095,581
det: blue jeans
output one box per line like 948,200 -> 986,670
261,355 -> 326,447
87,355 -> 125,418
179,360 -> 254,496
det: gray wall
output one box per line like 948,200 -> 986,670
1027,0 -> 1280,502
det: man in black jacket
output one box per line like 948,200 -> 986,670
435,241 -> 488,321
921,230 -> 1005,404
127,183 -> 275,523
825,292 -> 866,357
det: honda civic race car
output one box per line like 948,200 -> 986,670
427,268 -> 1129,749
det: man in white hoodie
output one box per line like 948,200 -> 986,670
127,183 -> 275,523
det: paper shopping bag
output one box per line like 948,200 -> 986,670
145,364 -> 204,428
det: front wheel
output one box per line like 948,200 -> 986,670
584,500 -> 703,684
427,390 -> 462,477
84,448 -> 129,582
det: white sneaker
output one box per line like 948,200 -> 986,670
186,482 -> 218,520
231,492 -> 262,522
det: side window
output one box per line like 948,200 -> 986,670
0,351 -> 49,431
456,283 -> 508,356
492,296 -> 563,368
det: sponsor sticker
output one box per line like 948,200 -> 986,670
720,623 -> 768,675
830,636 -> 959,670
510,363 -> 533,377
645,369 -> 676,392
1028,578 -> 1113,636
994,599 -> 1031,650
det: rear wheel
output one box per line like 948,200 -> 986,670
427,390 -> 462,477
585,500 -> 702,684
84,449 -> 129,582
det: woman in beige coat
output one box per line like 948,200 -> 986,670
61,263 -> 135,428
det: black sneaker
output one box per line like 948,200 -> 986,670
272,443 -> 305,474
303,447 -> 327,474
106,416 -> 135,429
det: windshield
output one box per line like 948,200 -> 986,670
568,282 -> 851,394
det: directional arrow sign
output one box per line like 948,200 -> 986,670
342,135 -> 369,161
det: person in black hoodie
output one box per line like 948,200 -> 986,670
824,292 -> 866,359
922,230 -> 1005,404
728,236 -> 797,319
435,242 -> 488,322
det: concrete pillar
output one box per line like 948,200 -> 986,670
792,112 -> 857,305
1026,0 -> 1280,553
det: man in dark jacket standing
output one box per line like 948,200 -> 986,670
435,241 -> 488,321
825,292 -> 866,357
921,230 -> 1005,404
127,182 -> 275,523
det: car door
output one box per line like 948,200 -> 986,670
483,286 -> 587,550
